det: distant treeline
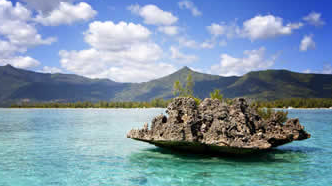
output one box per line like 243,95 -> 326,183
253,98 -> 332,108
9,72 -> 332,109
10,98 -> 170,108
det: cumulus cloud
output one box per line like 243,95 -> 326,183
205,22 -> 239,48
170,46 -> 198,63
302,69 -> 311,74
0,56 -> 40,69
178,1 -> 202,17
200,39 -> 215,49
303,64 -> 332,74
41,66 -> 63,73
157,26 -> 179,36
207,15 -> 303,41
206,22 -> 241,39
210,47 -> 276,76
0,0 -> 56,48
34,2 -> 97,26
242,15 -> 303,40
178,37 -> 216,49
178,37 -> 199,48
207,23 -> 225,37
59,21 -> 176,82
0,0 -> 56,69
84,21 -> 151,51
300,35 -> 315,51
20,0 -> 74,13
0,20 -> 56,48
303,12 -> 325,26
321,64 -> 332,74
0,40 -> 19,57
128,4 -> 178,25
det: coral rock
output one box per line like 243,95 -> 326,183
127,97 -> 310,154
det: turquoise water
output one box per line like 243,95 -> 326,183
0,108 -> 331,186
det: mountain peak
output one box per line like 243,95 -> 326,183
1,64 -> 19,73
4,64 -> 15,69
178,66 -> 193,73
182,66 -> 191,70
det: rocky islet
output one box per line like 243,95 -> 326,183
127,97 -> 311,154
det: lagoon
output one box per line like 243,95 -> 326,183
0,108 -> 331,186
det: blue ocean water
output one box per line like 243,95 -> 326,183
0,108 -> 331,186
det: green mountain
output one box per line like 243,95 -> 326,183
0,64 -> 126,106
113,66 -> 239,101
0,65 -> 331,106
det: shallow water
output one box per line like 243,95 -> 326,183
0,108 -> 331,186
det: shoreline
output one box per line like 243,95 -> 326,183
0,107 -> 166,109
274,108 -> 332,110
1,107 -> 332,110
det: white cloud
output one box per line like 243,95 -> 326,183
84,21 -> 151,51
303,69 -> 311,73
20,0 -> 75,13
178,37 -> 215,49
200,39 -> 215,49
207,23 -> 225,37
157,26 -> 179,36
34,2 -> 97,26
303,64 -> 332,74
207,15 -> 303,41
170,46 -> 198,63
0,40 -> 19,57
59,49 -> 176,82
321,64 -> 332,74
59,21 -> 176,82
178,37 -> 198,48
0,0 -> 56,49
303,12 -> 325,26
0,56 -> 40,69
128,4 -> 178,25
0,20 -> 56,48
242,15 -> 303,40
300,35 -> 315,51
41,66 -> 63,73
1,0 -> 31,20
206,22 -> 241,39
0,0 -> 56,69
210,47 -> 276,76
178,1 -> 202,17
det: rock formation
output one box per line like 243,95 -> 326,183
127,97 -> 310,154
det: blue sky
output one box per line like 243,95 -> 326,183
0,0 -> 331,82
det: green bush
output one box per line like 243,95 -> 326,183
256,108 -> 288,123
210,89 -> 223,102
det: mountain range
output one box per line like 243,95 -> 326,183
0,64 -> 331,106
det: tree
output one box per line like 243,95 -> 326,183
173,80 -> 184,96
173,72 -> 195,97
210,89 -> 223,102
185,72 -> 194,97
172,72 -> 201,105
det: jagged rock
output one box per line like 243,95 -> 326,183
127,97 -> 311,154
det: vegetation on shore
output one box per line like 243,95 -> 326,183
10,98 -> 170,108
255,108 -> 288,123
253,98 -> 332,108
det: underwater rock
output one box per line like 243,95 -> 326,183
127,97 -> 310,154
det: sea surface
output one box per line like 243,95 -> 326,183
0,108 -> 331,186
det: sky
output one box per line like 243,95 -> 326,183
0,0 -> 331,82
